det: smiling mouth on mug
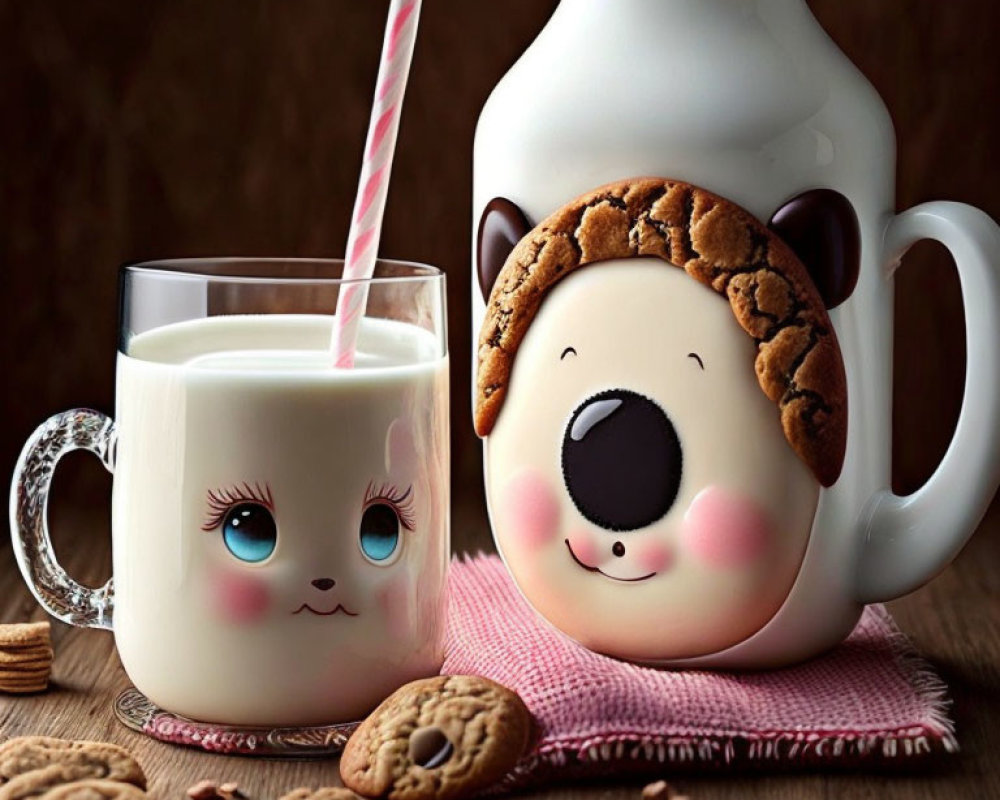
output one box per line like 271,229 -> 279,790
564,539 -> 657,583
292,603 -> 359,617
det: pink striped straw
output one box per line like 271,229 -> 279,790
330,0 -> 422,368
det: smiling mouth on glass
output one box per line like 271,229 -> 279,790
564,539 -> 657,583
292,603 -> 359,617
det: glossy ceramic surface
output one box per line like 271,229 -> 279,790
472,0 -> 1000,666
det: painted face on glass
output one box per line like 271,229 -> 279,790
200,479 -> 415,622
197,412 -> 431,634
111,312 -> 449,727
178,403 -> 446,725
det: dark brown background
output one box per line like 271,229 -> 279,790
0,3 -> 999,798
1,0 -> 998,549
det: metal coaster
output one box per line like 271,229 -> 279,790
114,687 -> 358,757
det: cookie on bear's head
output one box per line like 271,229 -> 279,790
340,675 -> 532,800
475,177 -> 848,487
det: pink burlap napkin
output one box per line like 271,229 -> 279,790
442,554 -> 956,791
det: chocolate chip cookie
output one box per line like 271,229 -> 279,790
340,676 -> 532,800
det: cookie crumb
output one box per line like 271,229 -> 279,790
187,782 -> 217,800
187,780 -> 242,800
641,780 -> 680,799
278,789 -> 356,800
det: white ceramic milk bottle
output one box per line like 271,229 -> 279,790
471,0 -> 1000,667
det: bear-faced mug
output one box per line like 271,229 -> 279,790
471,0 -> 1000,667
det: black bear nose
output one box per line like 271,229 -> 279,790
562,389 -> 682,532
311,578 -> 336,591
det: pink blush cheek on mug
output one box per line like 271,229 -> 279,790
209,568 -> 273,624
564,530 -> 602,566
499,470 -> 562,552
633,539 -> 675,574
680,487 -> 774,570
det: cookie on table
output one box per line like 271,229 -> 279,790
1,765 -> 149,800
340,675 -> 532,800
0,656 -> 53,669
36,780 -> 147,800
0,625 -> 50,650
0,623 -> 53,695
0,668 -> 51,695
0,738 -> 145,792
0,679 -> 49,696
0,650 -> 52,664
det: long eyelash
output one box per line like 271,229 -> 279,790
202,482 -> 274,532
364,482 -> 416,532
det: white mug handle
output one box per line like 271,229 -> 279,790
857,202 -> 1000,603
9,409 -> 116,629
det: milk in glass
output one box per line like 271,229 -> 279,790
113,314 -> 448,725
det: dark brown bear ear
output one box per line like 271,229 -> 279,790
768,189 -> 861,310
477,197 -> 533,303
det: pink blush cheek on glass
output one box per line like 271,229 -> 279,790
210,569 -> 272,624
680,487 -> 774,569
500,470 -> 561,552
379,577 -> 416,639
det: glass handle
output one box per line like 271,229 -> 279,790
9,409 -> 116,630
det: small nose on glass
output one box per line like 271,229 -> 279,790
311,578 -> 336,591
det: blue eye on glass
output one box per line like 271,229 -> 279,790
359,503 -> 401,563
223,503 -> 277,563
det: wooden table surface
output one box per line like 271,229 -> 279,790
1,499 -> 997,800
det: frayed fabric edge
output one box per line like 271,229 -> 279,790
484,726 -> 958,795
878,608 -> 957,746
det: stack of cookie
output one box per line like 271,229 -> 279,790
0,622 -> 53,694
0,736 -> 147,799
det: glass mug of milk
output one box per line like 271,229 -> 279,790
10,259 -> 450,726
